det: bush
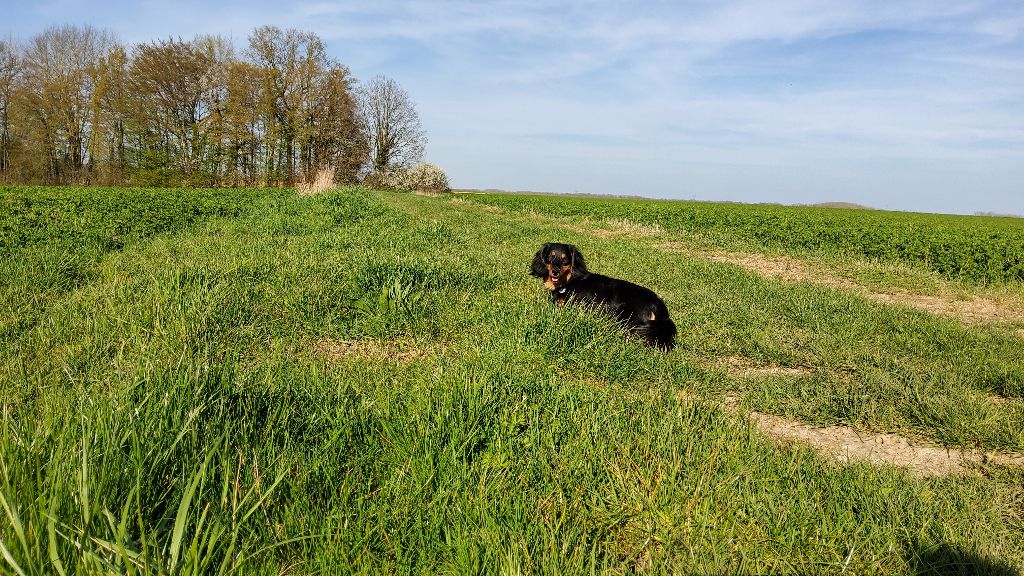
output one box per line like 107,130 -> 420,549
364,163 -> 449,193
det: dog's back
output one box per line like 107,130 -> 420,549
566,273 -> 676,350
531,243 -> 676,350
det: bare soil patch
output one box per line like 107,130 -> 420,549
746,410 -> 1024,476
311,338 -> 433,363
719,355 -> 814,378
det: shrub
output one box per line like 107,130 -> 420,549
365,163 -> 450,193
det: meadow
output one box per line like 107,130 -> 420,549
1,185 -> 1023,574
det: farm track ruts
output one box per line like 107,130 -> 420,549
454,197 -> 1024,328
657,243 -> 1024,328
724,394 -> 1024,477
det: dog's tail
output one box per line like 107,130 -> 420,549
646,318 -> 677,351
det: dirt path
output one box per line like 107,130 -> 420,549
711,363 -> 1024,476
653,243 -> 1024,328
736,401 -> 1024,476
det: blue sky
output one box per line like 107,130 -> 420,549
5,0 -> 1024,214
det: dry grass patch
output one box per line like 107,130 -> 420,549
557,218 -> 664,239
989,393 -> 1023,407
296,167 -> 336,196
604,218 -> 664,237
718,355 -> 814,378
311,338 -> 434,363
449,196 -> 503,212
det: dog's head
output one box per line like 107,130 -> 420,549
530,243 -> 589,291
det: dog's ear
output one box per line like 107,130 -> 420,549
530,243 -> 550,277
568,245 -> 589,279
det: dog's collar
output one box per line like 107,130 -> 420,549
557,287 -> 568,295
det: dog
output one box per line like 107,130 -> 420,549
530,243 -> 677,350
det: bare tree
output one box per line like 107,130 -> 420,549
358,75 -> 425,174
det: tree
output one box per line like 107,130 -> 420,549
127,38 -> 217,184
0,25 -> 367,187
0,37 -> 19,178
358,75 -> 425,175
17,25 -> 116,182
221,59 -> 262,186
301,63 -> 367,183
245,26 -> 365,186
88,44 -> 129,183
247,26 -> 325,184
193,34 -> 235,184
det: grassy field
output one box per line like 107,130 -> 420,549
1,185 -> 1023,574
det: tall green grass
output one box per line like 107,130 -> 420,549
1,186 -> 1022,573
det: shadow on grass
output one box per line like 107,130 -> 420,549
913,543 -> 1021,576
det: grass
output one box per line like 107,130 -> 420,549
1,186 -> 1023,573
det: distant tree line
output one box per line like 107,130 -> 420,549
0,25 -> 426,187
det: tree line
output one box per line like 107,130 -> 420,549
0,25 -> 426,187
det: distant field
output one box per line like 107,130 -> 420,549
2,186 -> 1023,573
465,193 -> 1024,285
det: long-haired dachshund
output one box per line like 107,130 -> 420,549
530,242 -> 677,350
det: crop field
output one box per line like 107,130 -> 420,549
2,185 -> 1023,574
465,193 -> 1024,285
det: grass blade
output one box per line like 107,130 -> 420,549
0,488 -> 29,571
169,455 -> 209,572
47,508 -> 67,576
0,539 -> 27,576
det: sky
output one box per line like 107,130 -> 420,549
5,0 -> 1024,215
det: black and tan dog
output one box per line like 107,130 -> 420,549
530,243 -> 676,350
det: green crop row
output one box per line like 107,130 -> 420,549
465,194 -> 1024,284
0,186 -> 291,344
0,186 -> 287,254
